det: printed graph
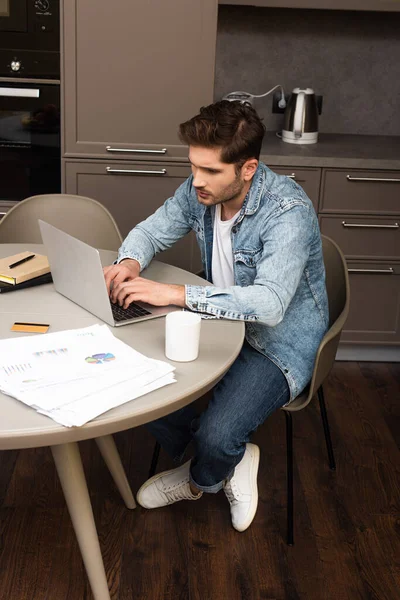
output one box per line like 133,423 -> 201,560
33,348 -> 68,358
85,353 -> 116,365
2,363 -> 32,377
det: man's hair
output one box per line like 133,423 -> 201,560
179,100 -> 266,169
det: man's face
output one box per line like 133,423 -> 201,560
188,146 -> 253,207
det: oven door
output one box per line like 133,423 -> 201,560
0,0 -> 27,33
0,80 -> 61,202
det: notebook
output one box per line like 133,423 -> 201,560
0,251 -> 50,285
0,272 -> 53,293
38,220 -> 176,327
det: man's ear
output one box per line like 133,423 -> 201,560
242,159 -> 258,181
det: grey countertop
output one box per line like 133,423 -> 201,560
261,133 -> 400,170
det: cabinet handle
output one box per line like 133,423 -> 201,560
348,268 -> 394,274
106,167 -> 167,176
342,221 -> 399,229
346,175 -> 400,183
287,173 -> 296,179
0,87 -> 40,98
106,146 -> 167,155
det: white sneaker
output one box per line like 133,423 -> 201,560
223,443 -> 260,532
137,460 -> 203,509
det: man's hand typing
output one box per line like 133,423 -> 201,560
111,277 -> 186,309
103,258 -> 141,295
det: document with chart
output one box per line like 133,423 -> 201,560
0,324 -> 176,427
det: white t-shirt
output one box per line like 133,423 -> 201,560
211,204 -> 239,288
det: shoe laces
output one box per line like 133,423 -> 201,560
164,479 -> 199,503
224,477 -> 240,505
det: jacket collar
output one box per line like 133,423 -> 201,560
236,162 -> 267,222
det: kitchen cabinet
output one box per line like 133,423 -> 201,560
341,262 -> 400,345
319,215 -> 399,261
266,154 -> 400,349
319,168 -> 400,346
62,0 -> 217,160
269,166 -> 321,211
320,169 -> 400,215
0,201 -> 17,220
64,160 -> 202,273
61,0 -> 217,273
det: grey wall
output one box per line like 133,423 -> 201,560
215,6 -> 400,136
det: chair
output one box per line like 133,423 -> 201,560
0,193 -> 136,509
282,234 -> 350,545
147,235 -> 350,544
0,193 -> 123,250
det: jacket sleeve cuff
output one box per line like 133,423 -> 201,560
185,285 -> 212,313
115,252 -> 145,270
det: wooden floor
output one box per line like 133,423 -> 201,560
0,361 -> 399,600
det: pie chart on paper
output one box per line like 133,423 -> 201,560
85,353 -> 116,365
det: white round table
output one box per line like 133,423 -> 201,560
0,244 -> 245,600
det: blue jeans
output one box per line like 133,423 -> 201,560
146,341 -> 290,493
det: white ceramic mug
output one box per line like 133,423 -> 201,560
165,311 -> 202,362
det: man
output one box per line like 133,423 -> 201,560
104,100 -> 328,532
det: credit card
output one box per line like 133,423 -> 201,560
11,322 -> 50,333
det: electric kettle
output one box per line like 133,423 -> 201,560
282,88 -> 318,144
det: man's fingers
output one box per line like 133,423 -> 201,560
112,270 -> 130,288
103,265 -> 139,297
104,266 -> 124,295
112,279 -> 147,306
103,265 -> 117,294
122,293 -> 138,309
111,281 -> 130,305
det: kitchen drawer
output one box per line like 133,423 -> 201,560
320,215 -> 400,260
341,261 -> 400,345
320,169 -> 400,214
270,166 -> 320,212
64,159 -> 202,273
0,201 -> 17,221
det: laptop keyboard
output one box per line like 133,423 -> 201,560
111,301 -> 152,323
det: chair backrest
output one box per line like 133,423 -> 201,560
0,194 -> 123,251
323,235 -> 348,328
306,235 -> 350,400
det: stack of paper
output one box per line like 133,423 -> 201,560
0,324 -> 176,427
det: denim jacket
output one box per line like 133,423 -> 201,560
118,162 -> 329,400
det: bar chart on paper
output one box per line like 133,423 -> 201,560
2,363 -> 32,377
0,324 -> 176,427
33,348 -> 68,357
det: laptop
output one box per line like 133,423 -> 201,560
38,220 -> 176,327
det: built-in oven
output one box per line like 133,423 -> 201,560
0,0 -> 27,32
0,1 -> 59,48
0,0 -> 60,209
0,79 -> 60,202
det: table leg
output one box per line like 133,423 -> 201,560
51,442 -> 111,600
95,435 -> 136,509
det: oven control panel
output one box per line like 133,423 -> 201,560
33,0 -> 56,33
0,49 -> 60,79
35,1 -> 51,11
10,60 -> 22,72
